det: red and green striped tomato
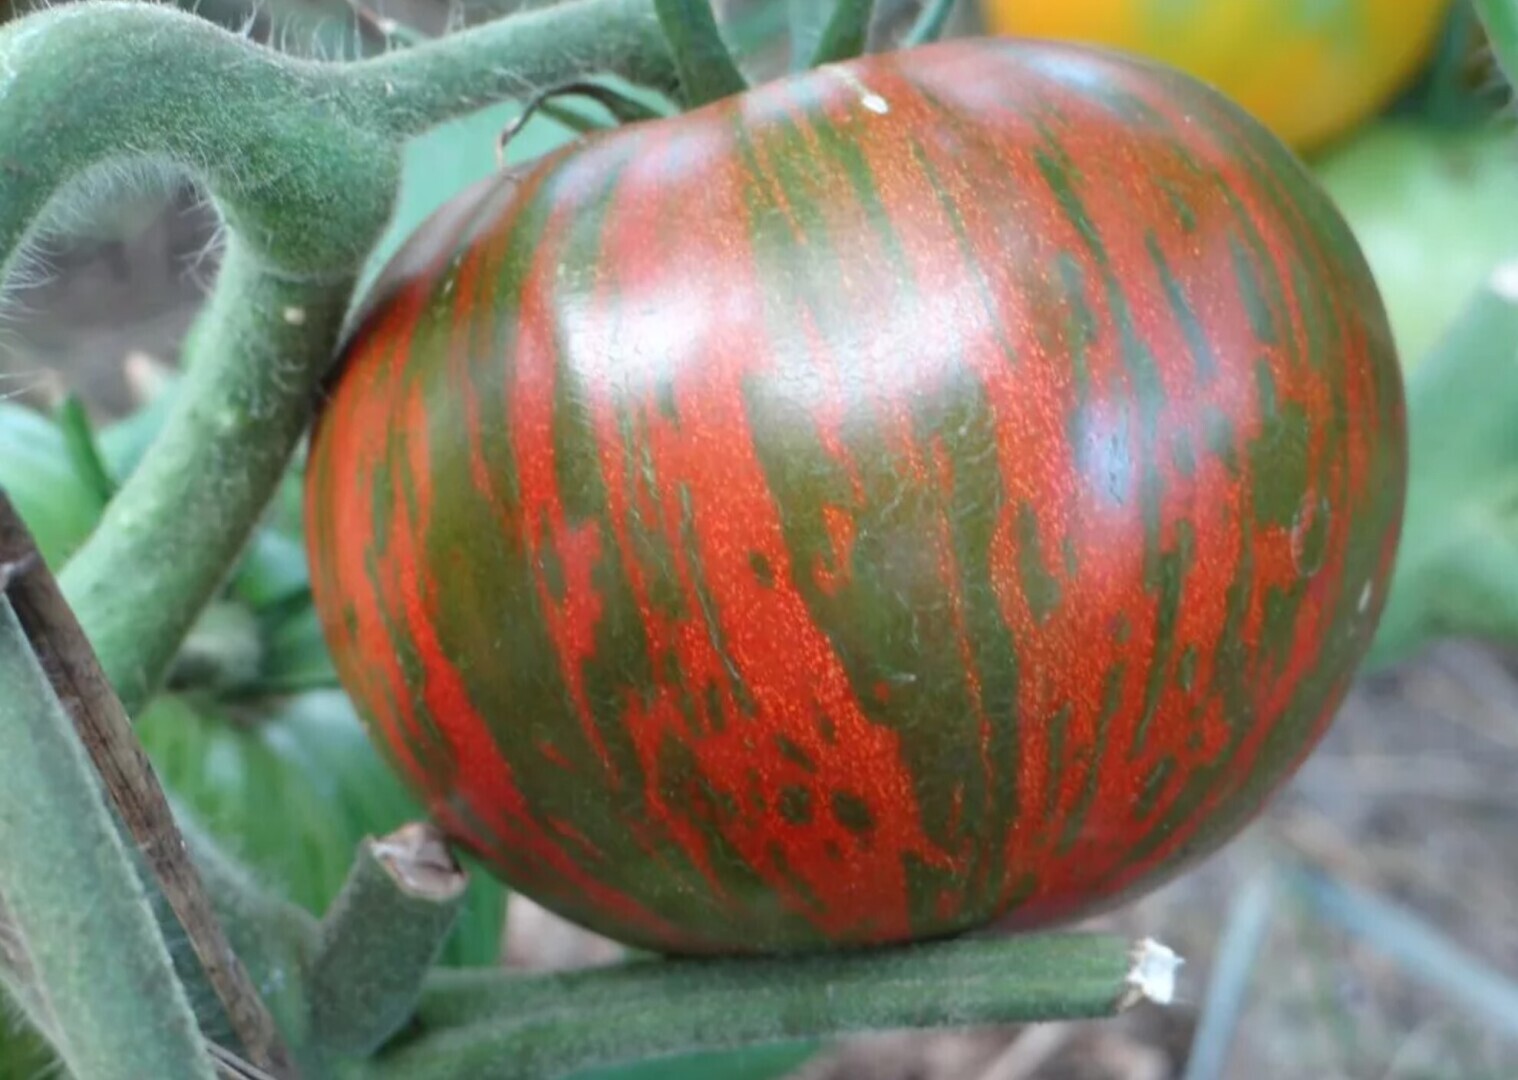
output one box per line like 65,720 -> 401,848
305,39 -> 1406,955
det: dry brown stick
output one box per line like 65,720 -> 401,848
0,491 -> 295,1078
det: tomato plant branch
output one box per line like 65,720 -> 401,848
0,593 -> 216,1079
60,242 -> 354,715
369,934 -> 1174,1078
0,493 -> 293,1073
0,0 -> 682,714
653,0 -> 749,106
308,824 -> 469,1060
808,0 -> 876,67
346,0 -> 682,135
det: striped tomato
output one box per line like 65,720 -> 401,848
304,39 -> 1406,954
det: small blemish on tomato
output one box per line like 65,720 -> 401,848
1290,493 -> 1329,577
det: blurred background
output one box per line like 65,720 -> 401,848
2,1 -> 1517,1078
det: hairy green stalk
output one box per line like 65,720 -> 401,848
0,600 -> 214,1079
0,0 -> 679,714
349,0 -> 681,134
62,241 -> 353,715
0,0 -> 680,1067
371,934 -> 1163,1078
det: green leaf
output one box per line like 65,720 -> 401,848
788,0 -> 829,68
904,0 -> 959,46
359,74 -> 674,306
54,393 -> 116,503
1367,274 -> 1518,668
654,0 -> 749,107
0,1010 -> 56,1078
1473,0 -> 1518,94
138,690 -> 507,968
358,102 -> 584,303
231,529 -> 313,614
1314,119 -> 1518,371
807,0 -> 875,67
259,596 -> 341,692
0,400 -> 106,565
728,0 -> 792,62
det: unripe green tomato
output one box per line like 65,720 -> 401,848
979,0 -> 1451,151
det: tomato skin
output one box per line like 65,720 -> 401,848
305,39 -> 1406,955
979,0 -> 1450,151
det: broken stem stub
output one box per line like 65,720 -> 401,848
307,822 -> 469,1059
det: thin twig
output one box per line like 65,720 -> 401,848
0,492 -> 294,1077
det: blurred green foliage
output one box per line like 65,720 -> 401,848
1316,121 -> 1518,371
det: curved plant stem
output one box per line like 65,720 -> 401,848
653,0 -> 749,106
0,598 -> 215,1079
903,0 -> 958,46
60,241 -> 354,716
0,1 -> 398,281
0,0 -> 681,714
808,0 -> 876,67
370,933 -> 1168,1078
348,0 -> 681,134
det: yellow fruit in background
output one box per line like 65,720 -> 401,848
978,0 -> 1452,151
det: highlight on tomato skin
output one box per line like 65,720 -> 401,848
979,0 -> 1452,152
303,37 -> 1407,956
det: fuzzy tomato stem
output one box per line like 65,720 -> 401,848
0,0 -> 678,714
367,934 -> 1167,1078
